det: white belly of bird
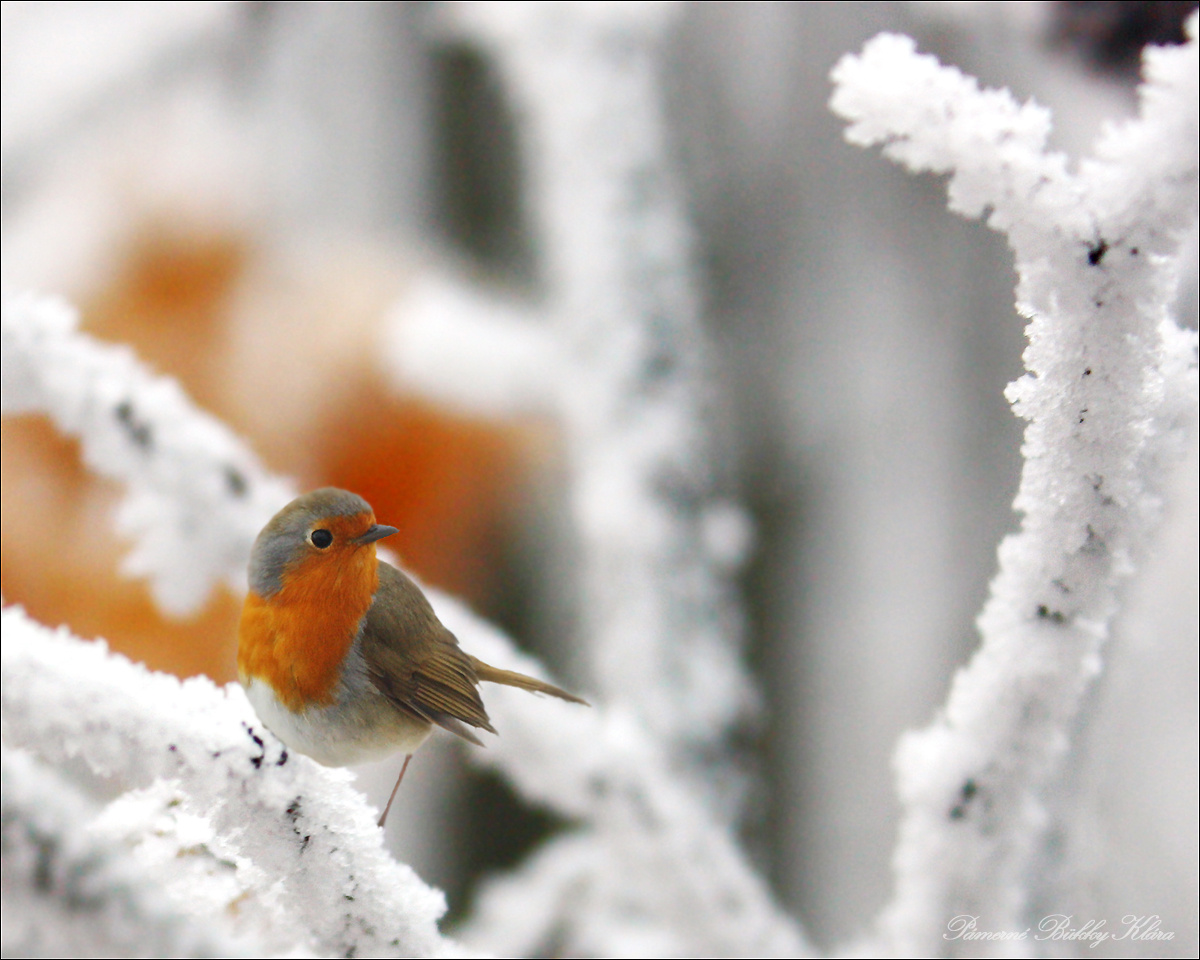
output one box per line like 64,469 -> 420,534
243,677 -> 432,767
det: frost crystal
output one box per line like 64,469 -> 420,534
832,17 -> 1198,953
1,289 -> 294,616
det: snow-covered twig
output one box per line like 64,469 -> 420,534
444,3 -> 756,787
2,744 -> 258,959
1,289 -> 294,615
1,605 -> 459,958
831,20 -> 1198,954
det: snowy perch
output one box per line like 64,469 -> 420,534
1,593 -> 804,958
1,605 -> 461,958
3,744 -> 261,958
831,20 -> 1198,955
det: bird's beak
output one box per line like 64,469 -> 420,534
353,524 -> 398,545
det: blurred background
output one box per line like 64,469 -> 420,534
3,1 -> 1196,952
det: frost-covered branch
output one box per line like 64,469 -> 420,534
831,21 -> 1198,955
2,744 -> 258,958
1,289 -> 293,616
1,605 -> 459,958
442,3 -> 756,789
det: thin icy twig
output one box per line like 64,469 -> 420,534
1,289 -> 294,615
831,24 -> 1198,955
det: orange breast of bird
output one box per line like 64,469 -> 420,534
237,514 -> 381,713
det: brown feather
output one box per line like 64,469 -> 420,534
361,562 -> 495,745
361,560 -> 587,747
468,656 -> 590,705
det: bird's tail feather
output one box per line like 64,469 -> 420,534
469,656 -> 589,706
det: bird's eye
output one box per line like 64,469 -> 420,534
310,529 -> 333,549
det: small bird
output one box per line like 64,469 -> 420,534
238,487 -> 586,827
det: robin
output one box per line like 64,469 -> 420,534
238,487 -> 586,827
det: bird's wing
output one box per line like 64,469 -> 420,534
360,562 -> 496,746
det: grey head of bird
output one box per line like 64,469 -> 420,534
247,487 -> 397,598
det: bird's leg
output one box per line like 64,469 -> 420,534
377,754 -> 413,829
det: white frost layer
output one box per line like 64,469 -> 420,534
1,288 -> 294,615
0,605 -> 467,959
831,18 -> 1198,955
2,744 -> 261,958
